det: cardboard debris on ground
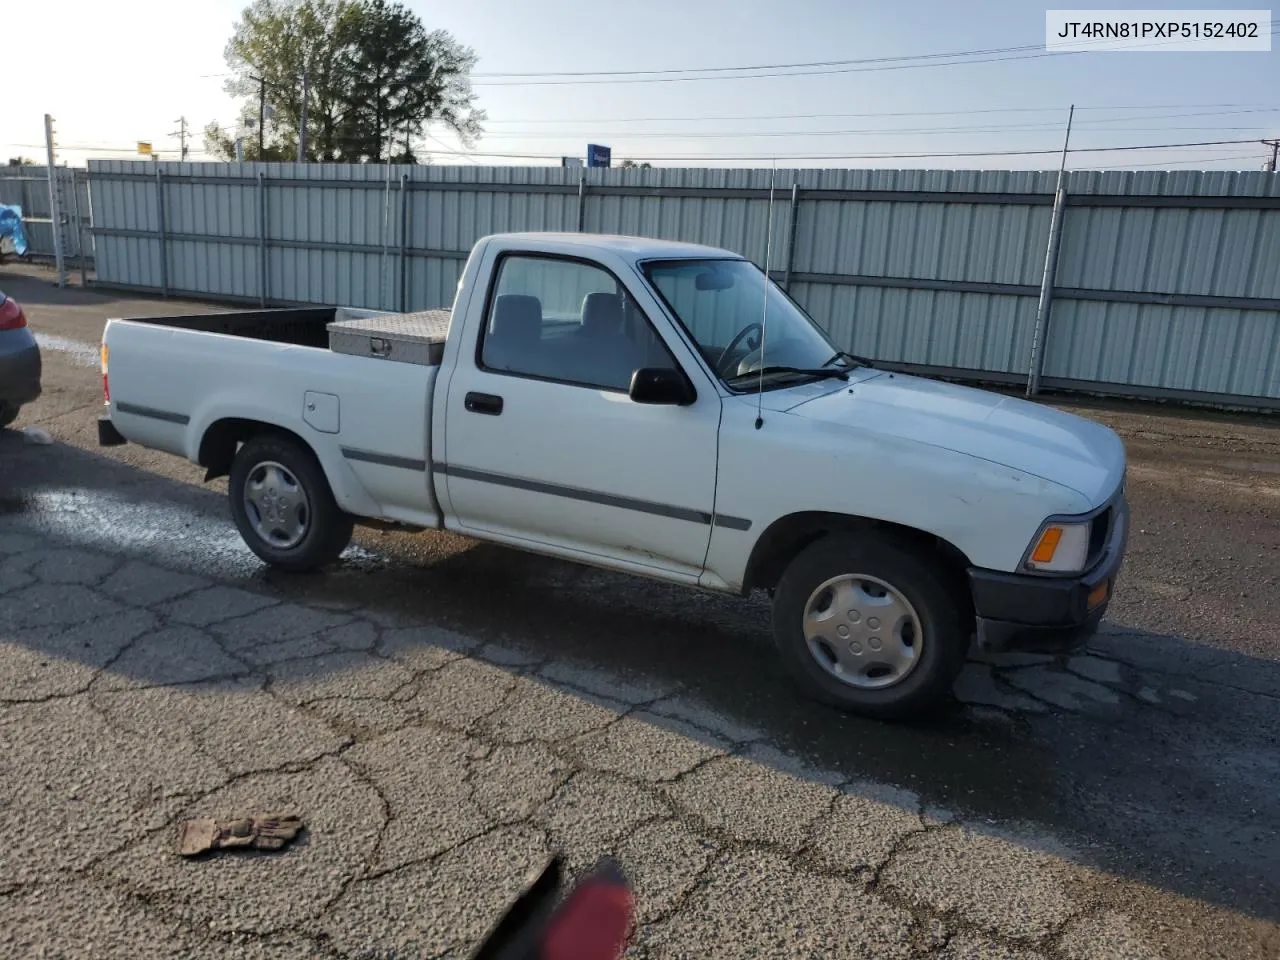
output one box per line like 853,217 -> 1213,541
176,813 -> 304,857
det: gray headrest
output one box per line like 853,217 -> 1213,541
580,292 -> 623,337
491,294 -> 542,344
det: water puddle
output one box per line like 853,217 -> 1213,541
34,333 -> 99,368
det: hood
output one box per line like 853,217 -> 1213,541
782,372 -> 1126,505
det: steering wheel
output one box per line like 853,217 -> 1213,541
715,323 -> 764,377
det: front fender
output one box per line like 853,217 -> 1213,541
705,405 -> 1090,590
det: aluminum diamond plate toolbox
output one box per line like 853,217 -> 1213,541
327,309 -> 452,366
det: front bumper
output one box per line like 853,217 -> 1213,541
968,497 -> 1129,653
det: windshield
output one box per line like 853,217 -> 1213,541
642,258 -> 842,389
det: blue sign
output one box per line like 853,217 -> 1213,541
587,144 -> 611,168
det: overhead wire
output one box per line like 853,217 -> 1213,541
194,25 -> 1280,87
26,137 -> 1269,162
346,137 -> 1271,162
468,27 -> 1280,86
473,124 -> 1280,142
479,105 -> 1280,126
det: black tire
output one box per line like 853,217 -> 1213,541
0,402 -> 19,430
770,531 -> 969,719
228,432 -> 354,572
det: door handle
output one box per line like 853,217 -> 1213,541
464,392 -> 504,416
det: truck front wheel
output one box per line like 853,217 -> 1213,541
770,531 -> 968,719
228,432 -> 354,572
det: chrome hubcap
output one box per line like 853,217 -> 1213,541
243,461 -> 310,549
802,574 -> 923,689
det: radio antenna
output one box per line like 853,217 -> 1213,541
755,159 -> 776,430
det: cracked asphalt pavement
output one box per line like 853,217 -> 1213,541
2,267 -> 1279,959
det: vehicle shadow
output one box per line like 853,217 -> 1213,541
2,431 -> 1278,926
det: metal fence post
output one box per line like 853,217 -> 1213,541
782,182 -> 800,292
70,169 -> 87,287
398,173 -> 409,312
257,171 -> 268,307
155,165 -> 169,298
576,170 -> 586,232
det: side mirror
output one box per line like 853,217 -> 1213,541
628,367 -> 695,406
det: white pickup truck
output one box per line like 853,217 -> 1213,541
98,232 -> 1128,718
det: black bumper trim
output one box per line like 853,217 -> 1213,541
969,499 -> 1129,652
98,416 -> 127,447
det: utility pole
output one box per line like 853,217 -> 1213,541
43,114 -> 67,287
1264,139 -> 1279,173
297,65 -> 310,162
1027,104 -> 1075,398
256,75 -> 266,158
171,116 -> 189,161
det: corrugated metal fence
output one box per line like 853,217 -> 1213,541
86,159 -> 1280,410
0,165 -> 93,264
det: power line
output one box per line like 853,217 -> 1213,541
430,108 -> 1280,144
470,42 -> 1045,78
424,132 -> 481,165
198,44 -> 1051,83
196,27 -> 1279,89
478,104 -> 1280,125
1102,151 -> 1268,169
28,136 -> 1266,162
473,123 -> 1280,142
361,137 -> 1271,162
468,28 -> 1280,86
467,28 -> 1279,81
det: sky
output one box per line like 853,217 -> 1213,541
4,0 -> 1277,171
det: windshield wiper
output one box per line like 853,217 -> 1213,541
725,365 -> 850,387
822,350 -> 874,369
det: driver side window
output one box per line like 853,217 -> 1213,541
479,254 -> 676,391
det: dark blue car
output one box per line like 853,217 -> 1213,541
0,289 -> 41,428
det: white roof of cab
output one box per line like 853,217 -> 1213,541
482,232 -> 743,261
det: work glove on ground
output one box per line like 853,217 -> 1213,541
176,813 -> 304,856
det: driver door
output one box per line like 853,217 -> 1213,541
442,252 -> 723,580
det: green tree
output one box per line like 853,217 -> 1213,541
340,0 -> 484,162
203,0 -> 484,163
619,159 -> 653,169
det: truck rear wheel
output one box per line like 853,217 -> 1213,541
228,432 -> 353,572
770,531 -> 968,719
0,403 -> 19,429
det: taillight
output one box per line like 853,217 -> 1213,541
0,296 -> 26,330
101,343 -> 111,403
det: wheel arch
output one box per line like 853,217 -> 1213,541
743,511 -> 974,613
197,417 -> 311,482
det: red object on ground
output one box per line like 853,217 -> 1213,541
539,875 -> 635,960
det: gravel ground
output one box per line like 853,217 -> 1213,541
2,265 -> 1278,959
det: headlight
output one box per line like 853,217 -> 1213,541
1024,520 -> 1091,573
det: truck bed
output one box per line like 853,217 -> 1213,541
104,304 -> 446,528
123,306 -> 453,367
123,307 -> 338,349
